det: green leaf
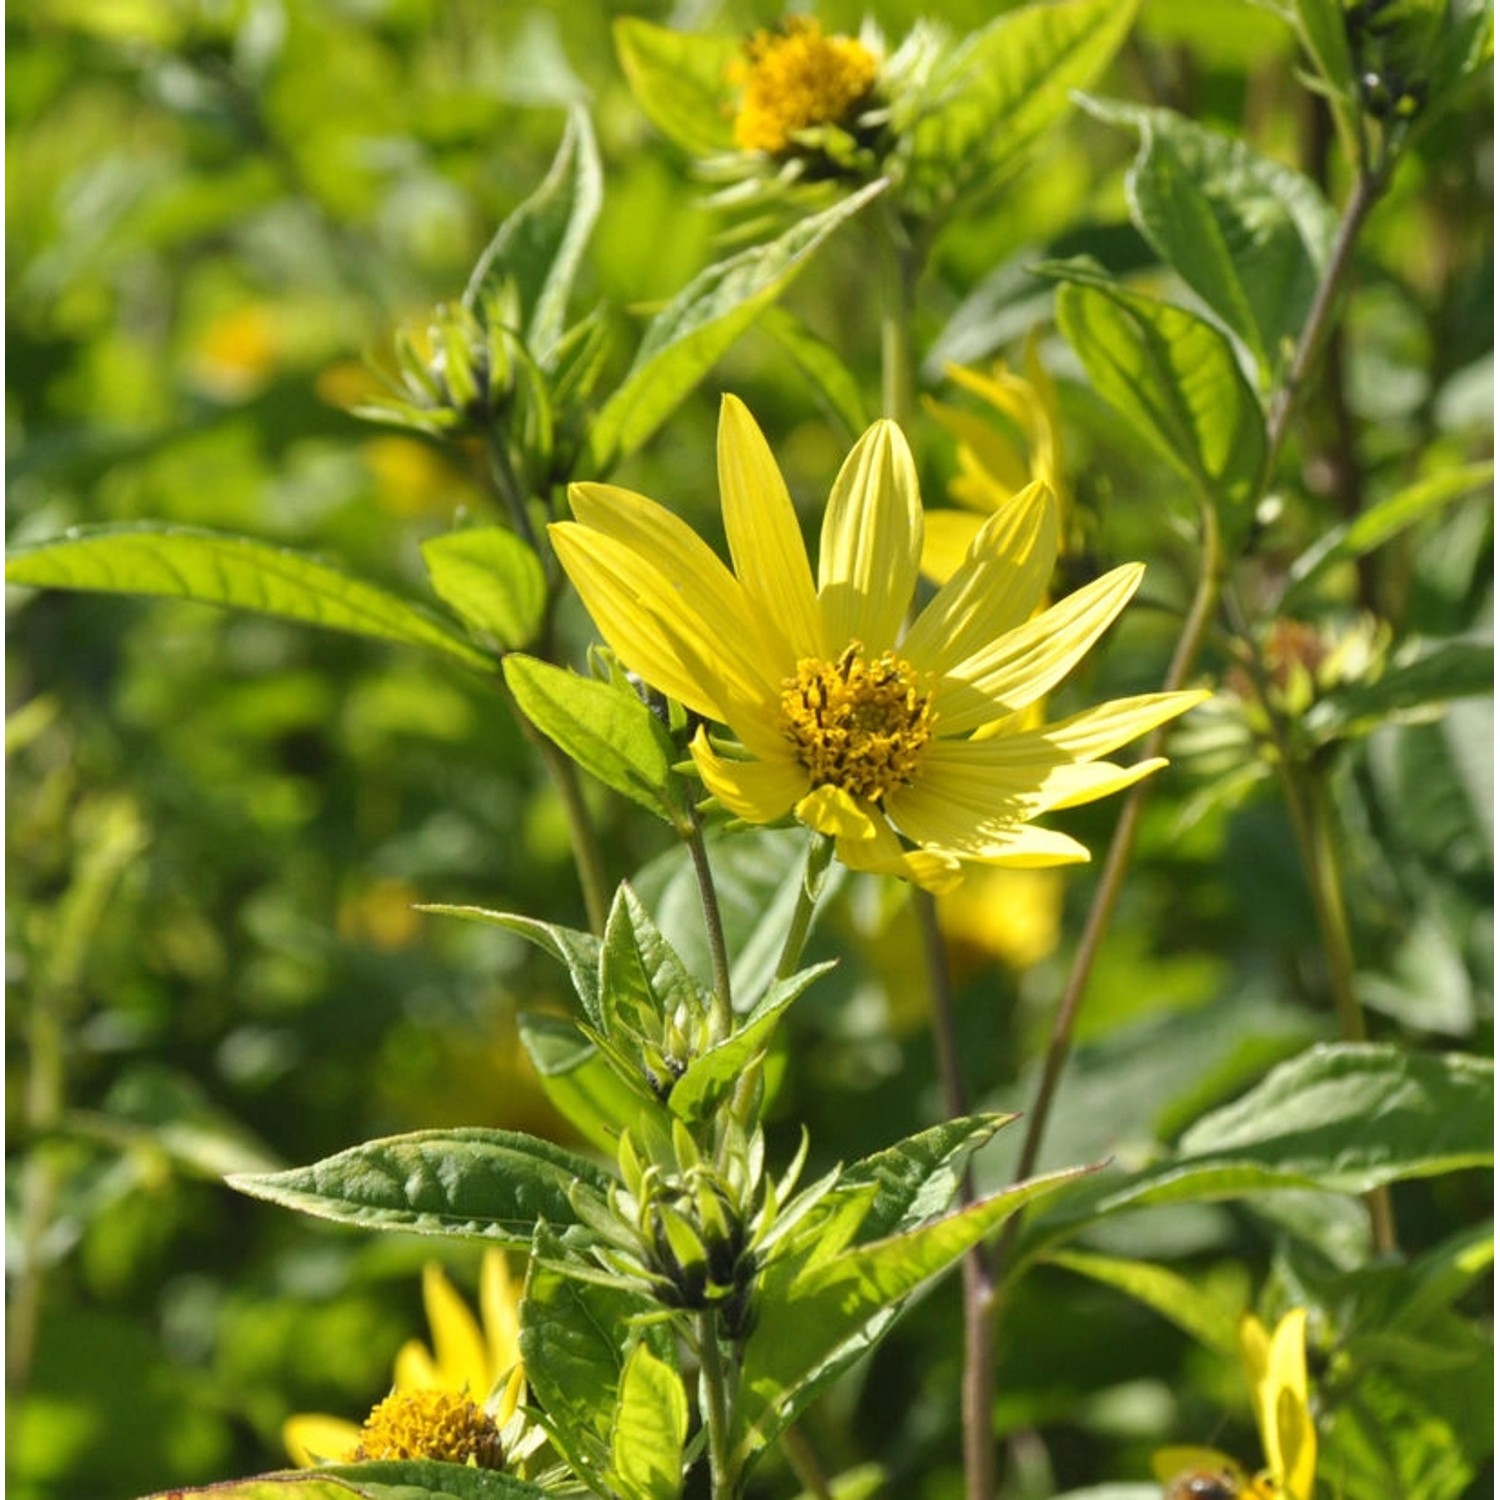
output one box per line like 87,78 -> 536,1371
142,1481 -> 369,1500
909,0 -> 1140,212
517,1012 -> 653,1153
5,525 -> 493,670
421,528 -> 546,651
732,1163 -> 1092,1469
1047,262 -> 1267,524
757,305 -> 871,441
1286,463 -> 1495,592
588,180 -> 886,471
1388,1222 -> 1495,1335
321,1463 -> 551,1499
1081,98 -> 1336,377
522,1228 -> 667,1492
1046,1248 -> 1241,1356
418,904 -> 602,1025
465,106 -> 602,362
613,19 -> 739,158
601,885 -> 707,1039
669,962 -> 836,1124
1306,642 -> 1493,742
228,1129 -> 611,1246
503,655 -> 680,822
610,1342 -> 688,1500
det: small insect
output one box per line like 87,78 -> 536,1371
1162,1469 -> 1242,1500
1154,1446 -> 1271,1500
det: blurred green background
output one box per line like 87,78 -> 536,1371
6,2 -> 1491,1497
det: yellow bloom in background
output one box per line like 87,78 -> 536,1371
552,396 -> 1203,894
192,305 -> 281,401
1153,1308 -> 1317,1500
284,1249 -> 524,1468
937,864 -> 1063,973
731,17 -> 879,155
922,334 -> 1068,584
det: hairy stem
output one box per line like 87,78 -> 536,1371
698,1312 -> 737,1499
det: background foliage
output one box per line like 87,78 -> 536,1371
6,2 -> 1492,1498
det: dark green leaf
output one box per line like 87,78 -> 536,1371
321,1463 -> 551,1500
6,525 -> 492,670
588,180 -> 886,470
613,19 -> 739,158
421,528 -> 546,650
503,656 -> 680,822
228,1129 -> 610,1246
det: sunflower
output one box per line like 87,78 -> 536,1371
551,397 -> 1203,893
284,1249 -> 524,1468
731,17 -> 880,156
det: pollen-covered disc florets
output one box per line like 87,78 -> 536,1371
353,1388 -> 504,1468
781,643 -> 935,802
732,17 -> 878,154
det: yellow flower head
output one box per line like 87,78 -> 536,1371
923,334 -> 1068,584
284,1249 -> 524,1467
551,397 -> 1204,894
353,1388 -> 504,1468
731,17 -> 879,155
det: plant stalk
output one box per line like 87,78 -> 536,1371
685,801 -> 735,1040
698,1312 -> 737,1499
774,835 -> 834,982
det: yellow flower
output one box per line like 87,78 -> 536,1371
1153,1308 -> 1316,1500
284,1249 -> 524,1467
731,17 -> 879,155
922,334 -> 1068,584
551,396 -> 1204,894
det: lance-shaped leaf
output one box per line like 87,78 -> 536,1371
758,305 -> 871,442
731,1162 -> 1093,1469
1306,642 -> 1493,743
1046,261 -> 1267,528
420,904 -> 602,1024
465,105 -> 602,362
1080,97 -> 1336,379
909,0 -> 1139,212
610,1342 -> 688,1500
6,525 -> 493,670
228,1129 -> 610,1246
669,962 -> 836,1124
503,655 -> 680,822
518,1012 -> 655,1153
613,19 -> 739,158
587,180 -> 886,471
522,1227 -> 672,1494
600,884 -> 709,1041
423,528 -> 547,650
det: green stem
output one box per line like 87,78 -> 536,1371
779,1425 -> 834,1500
876,207 -> 917,430
684,801 -> 734,1041
698,1311 -> 737,1499
774,835 -> 834,982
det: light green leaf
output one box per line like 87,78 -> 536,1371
6,525 -> 491,670
610,1342 -> 688,1500
601,885 -> 707,1039
1082,98 -> 1336,377
419,904 -> 602,1024
732,1163 -> 1092,1468
588,180 -> 886,471
421,528 -> 547,650
503,655 -> 680,822
322,1463 -> 550,1499
757,305 -> 871,441
613,19 -> 739,158
669,963 -> 836,1124
142,1481 -> 368,1500
1047,263 -> 1267,525
1306,642 -> 1493,742
1286,463 -> 1495,592
517,1012 -> 654,1153
465,106 -> 602,362
1046,1248 -> 1241,1355
228,1129 -> 610,1246
1389,1223 -> 1494,1334
909,0 -> 1140,212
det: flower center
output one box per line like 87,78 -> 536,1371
780,643 -> 935,802
732,17 -> 878,155
353,1388 -> 504,1468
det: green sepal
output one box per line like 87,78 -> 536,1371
227,1128 -> 610,1247
5,525 -> 492,672
503,655 -> 681,824
422,527 -> 547,650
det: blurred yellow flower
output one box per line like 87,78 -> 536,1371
552,396 -> 1203,893
936,864 -> 1063,972
360,436 -> 476,520
922,335 -> 1068,584
284,1249 -> 524,1468
731,17 -> 879,155
192,305 -> 281,401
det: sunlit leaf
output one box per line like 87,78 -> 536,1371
422,528 -> 547,650
613,19 -> 740,158
609,1342 -> 687,1500
516,1012 -> 652,1152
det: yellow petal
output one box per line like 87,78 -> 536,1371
718,394 -> 824,660
934,564 -> 1145,735
479,1249 -> 522,1386
421,1260 -> 490,1397
818,419 -> 921,653
283,1413 -> 362,1467
976,691 -> 1208,764
1033,756 -> 1166,811
828,805 -> 965,892
924,394 -> 1031,496
393,1338 -> 441,1391
691,727 -> 806,823
795,783 -> 880,841
905,481 -> 1059,675
1263,1309 -> 1316,1500
919,509 -> 989,585
495,1363 -> 526,1427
